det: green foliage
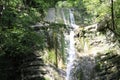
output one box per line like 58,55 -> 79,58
42,25 -> 66,66
57,1 -> 73,8
0,0 -> 66,57
48,49 -> 56,64
114,0 -> 120,35
45,77 -> 50,80
60,30 -> 65,63
0,0 -> 67,80
62,0 -> 111,25
80,0 -> 110,22
0,27 -> 45,56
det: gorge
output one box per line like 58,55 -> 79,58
42,7 -> 120,80
0,0 -> 120,80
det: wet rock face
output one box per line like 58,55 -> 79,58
69,57 -> 95,80
44,64 -> 66,80
20,52 -> 66,80
20,53 -> 46,80
94,52 -> 120,80
73,23 -> 120,80
0,53 -> 46,80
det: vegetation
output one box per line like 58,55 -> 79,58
0,0 -> 66,80
0,0 -> 66,62
0,0 -> 120,80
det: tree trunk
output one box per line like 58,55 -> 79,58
111,0 -> 115,30
55,34 -> 58,68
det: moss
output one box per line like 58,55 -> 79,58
45,77 -> 50,80
43,49 -> 56,65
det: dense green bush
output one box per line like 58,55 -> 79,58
0,27 -> 45,56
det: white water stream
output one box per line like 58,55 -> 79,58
43,8 -> 113,80
63,9 -> 78,80
45,8 -> 79,80
66,30 -> 75,80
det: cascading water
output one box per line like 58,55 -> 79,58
69,9 -> 75,25
69,9 -> 79,30
37,7 -> 118,80
44,8 -> 79,80
66,30 -> 75,80
63,9 -> 78,80
62,8 -> 97,80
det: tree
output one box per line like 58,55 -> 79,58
111,0 -> 115,30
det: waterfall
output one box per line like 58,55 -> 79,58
69,9 -> 75,25
69,9 -> 79,29
65,9 -> 78,80
66,30 -> 75,80
44,8 -> 79,80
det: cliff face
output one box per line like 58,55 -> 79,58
73,23 -> 120,80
